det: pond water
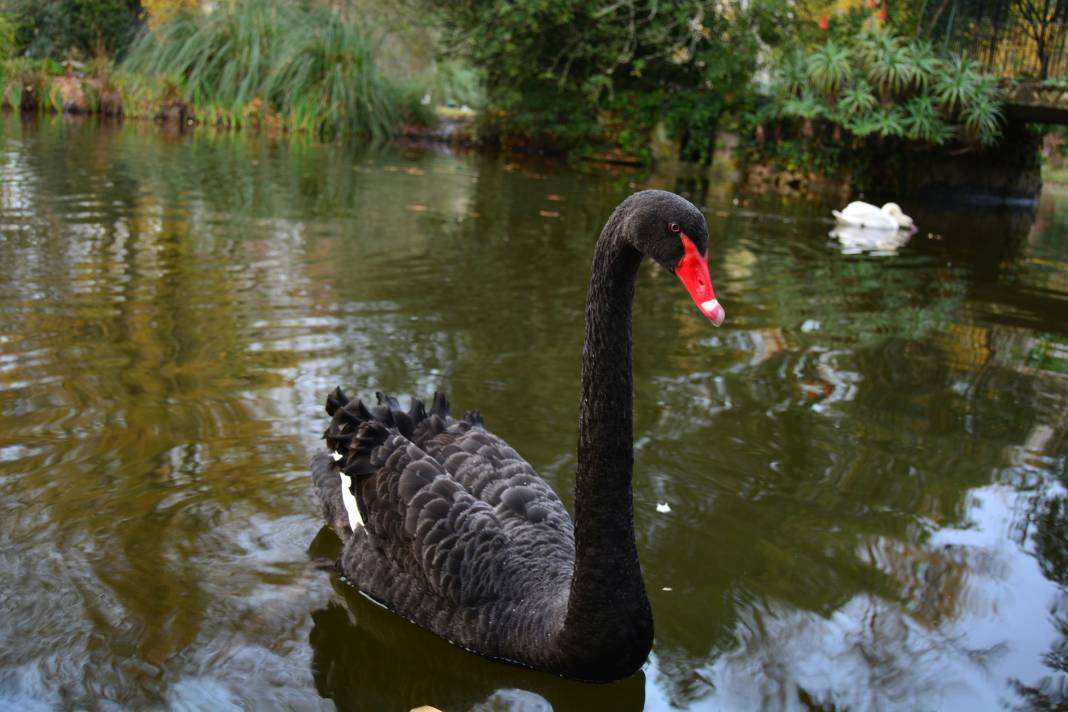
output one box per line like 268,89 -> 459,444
1,114 -> 1068,711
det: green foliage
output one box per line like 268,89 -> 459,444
759,25 -> 1005,151
934,54 -> 981,113
782,90 -> 826,119
868,42 -> 915,94
421,61 -> 483,109
902,93 -> 955,143
907,40 -> 940,90
0,56 -> 57,110
836,79 -> 878,117
428,0 -> 773,160
122,0 -> 414,140
779,50 -> 810,97
872,105 -> 906,137
961,92 -> 1004,145
4,0 -> 142,59
0,12 -> 15,59
807,40 -> 851,94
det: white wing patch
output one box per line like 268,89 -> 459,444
334,450 -> 364,531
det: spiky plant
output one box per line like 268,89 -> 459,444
961,92 -> 1004,146
807,40 -> 852,94
869,43 -> 915,94
934,54 -> 980,114
872,106 -> 906,137
846,111 -> 881,137
903,93 -> 953,144
781,90 -> 826,119
777,50 -> 809,98
906,40 -> 941,91
836,79 -> 878,117
855,26 -> 899,68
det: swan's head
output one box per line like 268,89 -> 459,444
619,190 -> 725,327
881,202 -> 915,230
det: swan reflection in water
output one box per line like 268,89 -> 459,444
305,528 -> 646,711
831,225 -> 913,256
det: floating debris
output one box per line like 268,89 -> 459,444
539,210 -> 560,218
656,502 -> 671,513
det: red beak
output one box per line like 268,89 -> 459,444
674,234 -> 725,326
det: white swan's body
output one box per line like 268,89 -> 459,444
832,201 -> 914,231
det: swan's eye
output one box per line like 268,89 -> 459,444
669,222 -> 681,233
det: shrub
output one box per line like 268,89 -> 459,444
428,0 -> 770,160
4,0 -> 142,59
760,26 -> 1005,148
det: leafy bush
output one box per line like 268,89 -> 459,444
4,0 -> 142,59
122,0 -> 417,140
429,0 -> 770,160
760,26 -> 1005,148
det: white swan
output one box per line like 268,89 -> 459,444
832,201 -> 914,231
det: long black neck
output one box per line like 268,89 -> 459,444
556,218 -> 653,679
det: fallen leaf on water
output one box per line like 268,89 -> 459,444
539,210 -> 560,218
407,204 -> 429,212
546,193 -> 564,202
404,167 -> 425,176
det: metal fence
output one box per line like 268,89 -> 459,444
920,0 -> 1068,78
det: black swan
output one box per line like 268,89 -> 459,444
311,189 -> 725,682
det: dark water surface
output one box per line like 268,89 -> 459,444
2,115 -> 1068,711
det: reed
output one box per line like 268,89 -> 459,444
122,0 -> 407,140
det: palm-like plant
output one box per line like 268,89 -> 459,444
781,90 -> 825,119
872,106 -> 906,137
906,39 -> 941,91
760,23 -> 1005,150
807,40 -> 852,94
855,26 -> 899,67
846,111 -> 881,137
777,50 -> 809,97
961,92 -> 1004,145
869,43 -> 915,94
903,93 -> 953,144
836,79 -> 878,117
934,54 -> 980,114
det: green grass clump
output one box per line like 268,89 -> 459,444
122,0 -> 408,140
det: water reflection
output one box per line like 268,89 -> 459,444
830,225 -> 912,255
306,532 -> 645,711
0,114 -> 1067,710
